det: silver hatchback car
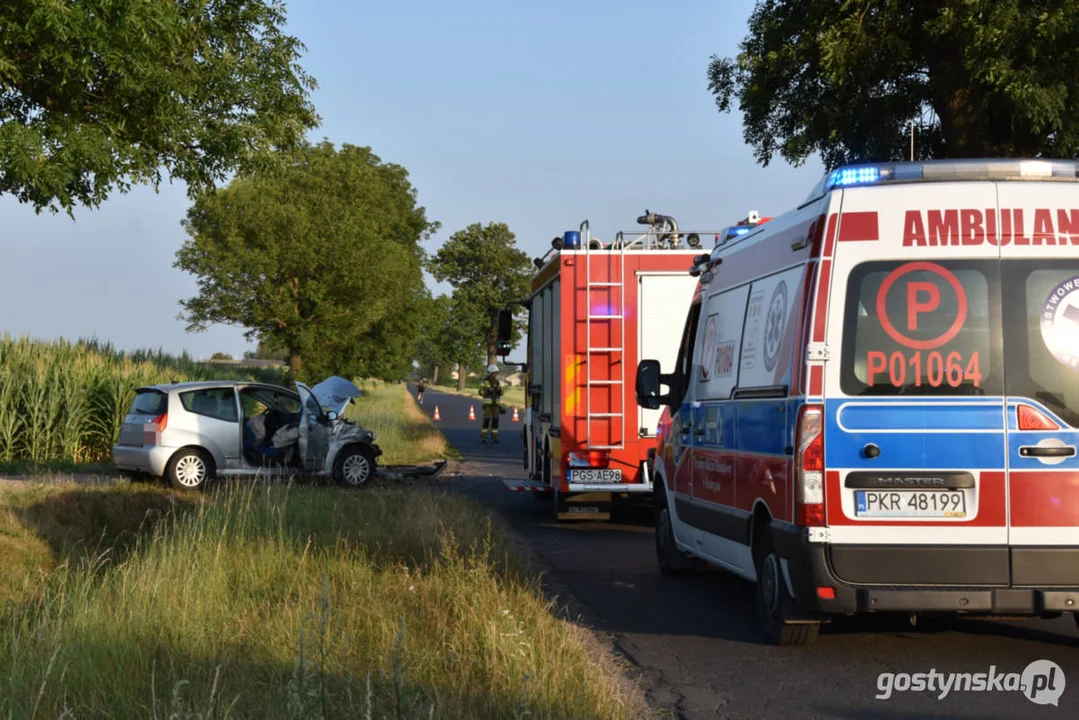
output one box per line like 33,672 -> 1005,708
112,378 -> 381,490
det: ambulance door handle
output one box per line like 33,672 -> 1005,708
1020,445 -> 1076,458
693,428 -> 705,437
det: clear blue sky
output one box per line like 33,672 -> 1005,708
0,0 -> 824,360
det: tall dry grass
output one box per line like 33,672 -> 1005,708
346,382 -> 459,464
0,336 -> 284,466
0,482 -> 644,719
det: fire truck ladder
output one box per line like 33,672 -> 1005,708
582,220 -> 625,451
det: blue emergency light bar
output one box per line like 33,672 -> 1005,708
808,158 -> 1079,201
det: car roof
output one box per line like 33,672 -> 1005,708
135,380 -> 295,394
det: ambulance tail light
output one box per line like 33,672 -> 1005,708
795,404 -> 825,527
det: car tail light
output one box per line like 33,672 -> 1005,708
1018,404 -> 1059,431
143,413 -> 167,445
568,450 -> 609,468
795,403 -> 825,527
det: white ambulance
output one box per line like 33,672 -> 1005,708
636,159 -> 1079,645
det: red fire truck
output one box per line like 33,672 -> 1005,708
499,211 -> 769,520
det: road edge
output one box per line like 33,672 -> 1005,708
478,483 -> 686,719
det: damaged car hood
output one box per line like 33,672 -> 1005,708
310,376 -> 363,417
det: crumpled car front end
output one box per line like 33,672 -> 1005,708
328,415 -> 382,457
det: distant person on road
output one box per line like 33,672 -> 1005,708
417,377 -> 428,404
479,364 -> 505,443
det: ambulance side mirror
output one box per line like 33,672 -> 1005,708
636,360 -> 670,409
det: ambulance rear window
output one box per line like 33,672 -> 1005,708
840,260 -> 1003,396
1001,260 -> 1079,428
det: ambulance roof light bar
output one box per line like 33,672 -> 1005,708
807,158 -> 1079,201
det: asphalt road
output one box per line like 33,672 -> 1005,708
414,386 -> 1079,719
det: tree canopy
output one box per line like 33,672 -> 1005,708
426,222 -> 532,383
708,1 -> 1079,169
0,0 -> 318,213
175,140 -> 438,382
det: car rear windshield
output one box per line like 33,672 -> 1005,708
129,390 -> 167,415
1002,260 -> 1079,428
840,260 -> 1003,397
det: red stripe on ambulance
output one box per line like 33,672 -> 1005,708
1009,472 -> 1079,527
837,211 -> 880,243
822,213 -> 838,258
811,259 -> 831,343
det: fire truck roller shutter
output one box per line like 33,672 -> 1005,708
638,273 -> 699,436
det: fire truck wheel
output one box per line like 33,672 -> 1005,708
551,483 -> 564,520
754,550 -> 820,646
654,482 -> 695,575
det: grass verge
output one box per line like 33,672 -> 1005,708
0,482 -> 644,718
429,384 -> 527,410
346,382 -> 460,464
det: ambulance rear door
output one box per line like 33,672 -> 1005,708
995,182 -> 1079,586
822,181 -> 1010,588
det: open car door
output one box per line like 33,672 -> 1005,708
295,382 -> 329,472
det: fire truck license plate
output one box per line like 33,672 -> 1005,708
855,490 -> 966,518
571,469 -> 622,484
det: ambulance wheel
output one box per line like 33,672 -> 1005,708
755,550 -> 820,646
654,482 -> 696,576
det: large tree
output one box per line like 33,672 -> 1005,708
427,222 -> 533,387
708,1 -> 1079,169
175,141 -> 438,381
0,0 -> 318,213
413,294 -> 454,383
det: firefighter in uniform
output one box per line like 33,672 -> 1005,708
479,363 -> 504,443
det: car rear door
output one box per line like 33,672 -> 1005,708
996,182 -> 1079,586
823,182 -> 1011,587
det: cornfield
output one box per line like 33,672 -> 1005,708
0,336 -> 285,464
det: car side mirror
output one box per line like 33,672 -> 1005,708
636,360 -> 670,409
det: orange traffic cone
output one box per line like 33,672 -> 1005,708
433,406 -> 441,421
512,407 -> 519,422
468,405 -> 476,421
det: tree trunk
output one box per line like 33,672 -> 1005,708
288,351 -> 302,382
432,365 -> 439,384
457,363 -> 467,391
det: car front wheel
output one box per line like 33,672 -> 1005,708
335,445 -> 376,488
166,449 -> 213,491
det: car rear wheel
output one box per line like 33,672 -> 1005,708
335,445 -> 375,488
166,449 -> 212,491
